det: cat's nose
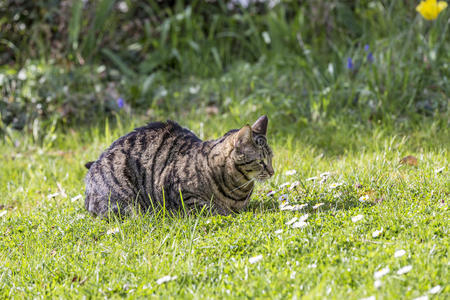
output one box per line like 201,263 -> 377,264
267,166 -> 274,177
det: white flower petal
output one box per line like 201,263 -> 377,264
360,296 -> 375,300
279,183 -> 290,189
249,255 -> 263,264
396,265 -> 412,275
374,267 -> 390,279
289,181 -> 300,190
299,214 -> 309,222
394,249 -> 406,258
156,275 -> 177,285
282,204 -> 308,211
189,85 -> 200,94
0,211 -> 7,217
435,167 -> 444,174
107,227 -> 120,235
280,205 -> 294,211
47,192 -> 60,199
278,194 -> 288,202
374,280 -> 382,289
352,214 -> 364,222
428,285 -> 442,294
285,217 -> 298,225
372,228 -> 383,238
274,229 -> 283,234
285,170 -> 297,176
71,194 -> 83,202
359,195 -> 369,202
262,31 -> 271,44
320,172 -> 331,178
292,221 -> 307,228
330,182 -> 344,189
266,191 -> 276,197
313,203 -> 324,209
306,176 -> 318,181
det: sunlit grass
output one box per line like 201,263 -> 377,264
0,116 -> 447,298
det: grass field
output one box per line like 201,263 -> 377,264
0,116 -> 448,298
1,1 -> 449,298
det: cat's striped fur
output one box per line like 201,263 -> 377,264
84,116 -> 274,217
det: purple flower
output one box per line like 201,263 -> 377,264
117,97 -> 124,108
367,52 -> 374,63
364,44 -> 370,52
347,57 -> 354,70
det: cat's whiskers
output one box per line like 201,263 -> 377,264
230,177 -> 256,193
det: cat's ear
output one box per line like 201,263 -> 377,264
234,125 -> 253,149
251,115 -> 268,135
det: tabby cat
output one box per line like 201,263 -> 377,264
84,115 -> 274,218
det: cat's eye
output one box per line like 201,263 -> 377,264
255,136 -> 266,147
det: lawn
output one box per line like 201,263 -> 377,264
0,115 -> 448,298
1,1 -> 449,298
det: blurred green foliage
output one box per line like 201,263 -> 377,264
0,0 -> 448,132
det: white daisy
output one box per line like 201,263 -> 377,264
330,182 -> 344,189
278,194 -> 288,202
313,203 -> 324,209
374,266 -> 390,279
280,205 -> 294,211
266,190 -> 276,197
156,275 -> 177,285
320,172 -> 331,178
394,249 -> 406,258
359,195 -> 369,202
294,204 -> 308,210
106,227 -> 120,235
372,228 -> 383,238
299,214 -> 309,222
285,170 -> 297,176
374,280 -> 382,289
352,215 -> 364,222
396,265 -> 412,275
285,217 -> 298,225
71,194 -> 83,202
360,296 -> 375,300
428,285 -> 442,294
306,176 -> 318,182
289,181 -> 300,190
279,182 -> 290,189
292,221 -> 307,228
435,167 -> 444,174
249,255 -> 263,264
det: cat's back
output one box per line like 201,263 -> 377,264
97,120 -> 200,160
84,120 -> 203,216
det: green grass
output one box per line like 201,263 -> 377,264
1,1 -> 449,298
0,117 -> 448,298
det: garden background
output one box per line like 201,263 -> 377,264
0,0 -> 448,298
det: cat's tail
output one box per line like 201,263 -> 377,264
84,161 -> 95,169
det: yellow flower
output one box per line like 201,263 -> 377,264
416,0 -> 448,20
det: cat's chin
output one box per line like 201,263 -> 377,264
256,175 -> 271,182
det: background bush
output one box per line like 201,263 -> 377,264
0,0 -> 448,132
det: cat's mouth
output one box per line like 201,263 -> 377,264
256,173 -> 272,181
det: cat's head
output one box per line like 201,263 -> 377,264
232,115 -> 274,181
